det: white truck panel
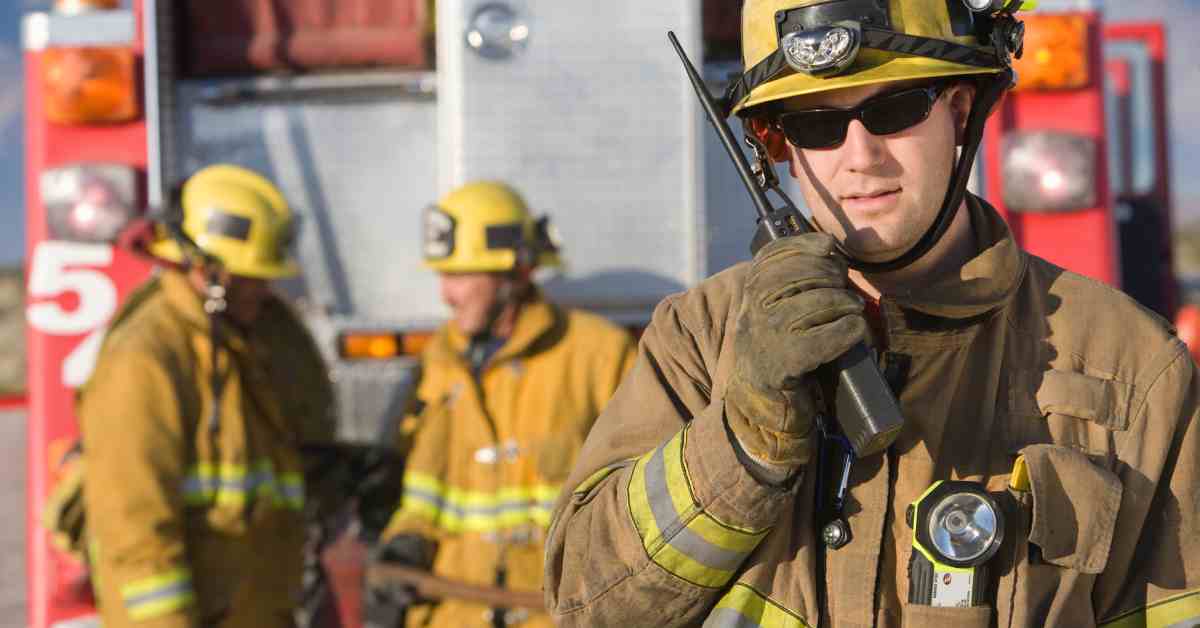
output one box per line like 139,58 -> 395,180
439,0 -> 707,319
174,77 -> 443,326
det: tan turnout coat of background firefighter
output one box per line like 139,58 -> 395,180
78,270 -> 335,628
383,295 -> 636,628
544,197 -> 1200,628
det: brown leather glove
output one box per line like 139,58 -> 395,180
726,233 -> 867,471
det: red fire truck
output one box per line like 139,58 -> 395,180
20,1 -> 1182,627
24,2 -> 150,626
982,2 -> 1177,318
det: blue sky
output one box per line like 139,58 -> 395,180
0,2 -> 1197,267
0,2 -> 23,266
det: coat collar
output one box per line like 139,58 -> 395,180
879,194 -> 1026,321
427,292 -> 562,369
160,269 -> 253,355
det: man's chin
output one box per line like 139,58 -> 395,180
452,317 -> 485,338
838,233 -> 912,264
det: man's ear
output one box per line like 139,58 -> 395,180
749,118 -> 792,163
949,82 -> 978,146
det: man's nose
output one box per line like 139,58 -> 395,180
438,276 -> 458,307
840,119 -> 887,172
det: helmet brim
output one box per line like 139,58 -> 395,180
423,250 -> 563,274
147,238 -> 298,279
733,53 -> 1001,116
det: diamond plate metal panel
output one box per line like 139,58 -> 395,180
331,359 -> 419,444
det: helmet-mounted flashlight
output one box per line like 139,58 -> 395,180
774,0 -> 890,78
422,205 -> 457,261
907,481 -> 1005,607
962,0 -> 1005,13
780,22 -> 862,77
963,0 -> 1039,14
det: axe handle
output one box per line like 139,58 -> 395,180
367,563 -> 545,611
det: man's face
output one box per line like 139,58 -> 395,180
186,265 -> 271,327
225,274 -> 271,326
782,80 -> 973,263
439,272 -> 507,336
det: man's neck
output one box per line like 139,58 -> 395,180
849,199 -> 975,301
491,301 -> 521,339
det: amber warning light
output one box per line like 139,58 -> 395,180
1012,14 -> 1092,91
340,332 -> 433,359
42,45 -> 139,124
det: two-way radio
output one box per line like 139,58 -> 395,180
667,32 -> 904,459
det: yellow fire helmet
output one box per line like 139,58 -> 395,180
726,0 -> 1029,274
149,164 -> 299,279
727,0 -> 1032,116
422,181 -> 562,274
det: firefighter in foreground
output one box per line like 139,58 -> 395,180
369,181 -> 637,627
79,164 -> 335,628
545,1 -> 1200,626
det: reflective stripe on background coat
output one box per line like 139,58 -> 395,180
383,294 -> 637,628
544,196 -> 1200,628
78,270 -> 335,628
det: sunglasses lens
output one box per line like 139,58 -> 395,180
779,111 -> 851,149
862,88 -> 935,136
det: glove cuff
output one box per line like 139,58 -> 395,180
724,374 -> 816,468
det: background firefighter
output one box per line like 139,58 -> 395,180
77,164 -> 338,628
544,1 -> 1200,626
368,181 -> 637,628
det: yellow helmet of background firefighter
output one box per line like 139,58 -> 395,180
732,0 -> 1020,115
149,164 -> 299,279
422,181 -> 562,273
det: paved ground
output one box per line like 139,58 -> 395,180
0,408 -> 26,628
0,269 -> 24,396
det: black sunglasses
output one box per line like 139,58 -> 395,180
773,83 -> 950,150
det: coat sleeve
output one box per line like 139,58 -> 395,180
1096,339 -> 1200,627
544,293 -> 799,627
380,363 -> 452,545
80,349 -> 199,628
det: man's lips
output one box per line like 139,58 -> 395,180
840,188 -> 901,201
839,187 -> 902,214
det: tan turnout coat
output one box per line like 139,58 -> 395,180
544,197 -> 1200,628
383,295 -> 637,628
78,270 -> 335,628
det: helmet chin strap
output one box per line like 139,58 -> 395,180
466,275 -> 520,374
202,265 -> 228,434
840,70 -> 1013,275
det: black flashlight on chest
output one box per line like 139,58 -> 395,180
906,481 -> 1005,607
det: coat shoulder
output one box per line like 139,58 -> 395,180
560,307 -> 638,367
654,261 -> 750,337
1013,254 -> 1186,392
97,286 -> 192,363
562,307 -> 633,343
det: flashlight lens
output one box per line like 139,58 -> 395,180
928,493 -> 999,563
962,0 -> 999,11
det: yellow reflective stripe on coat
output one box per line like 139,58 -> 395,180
627,426 -> 769,588
1100,589 -> 1200,628
573,461 -> 632,497
704,583 -> 811,628
181,460 -> 305,510
120,567 -> 196,621
399,472 -> 560,533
